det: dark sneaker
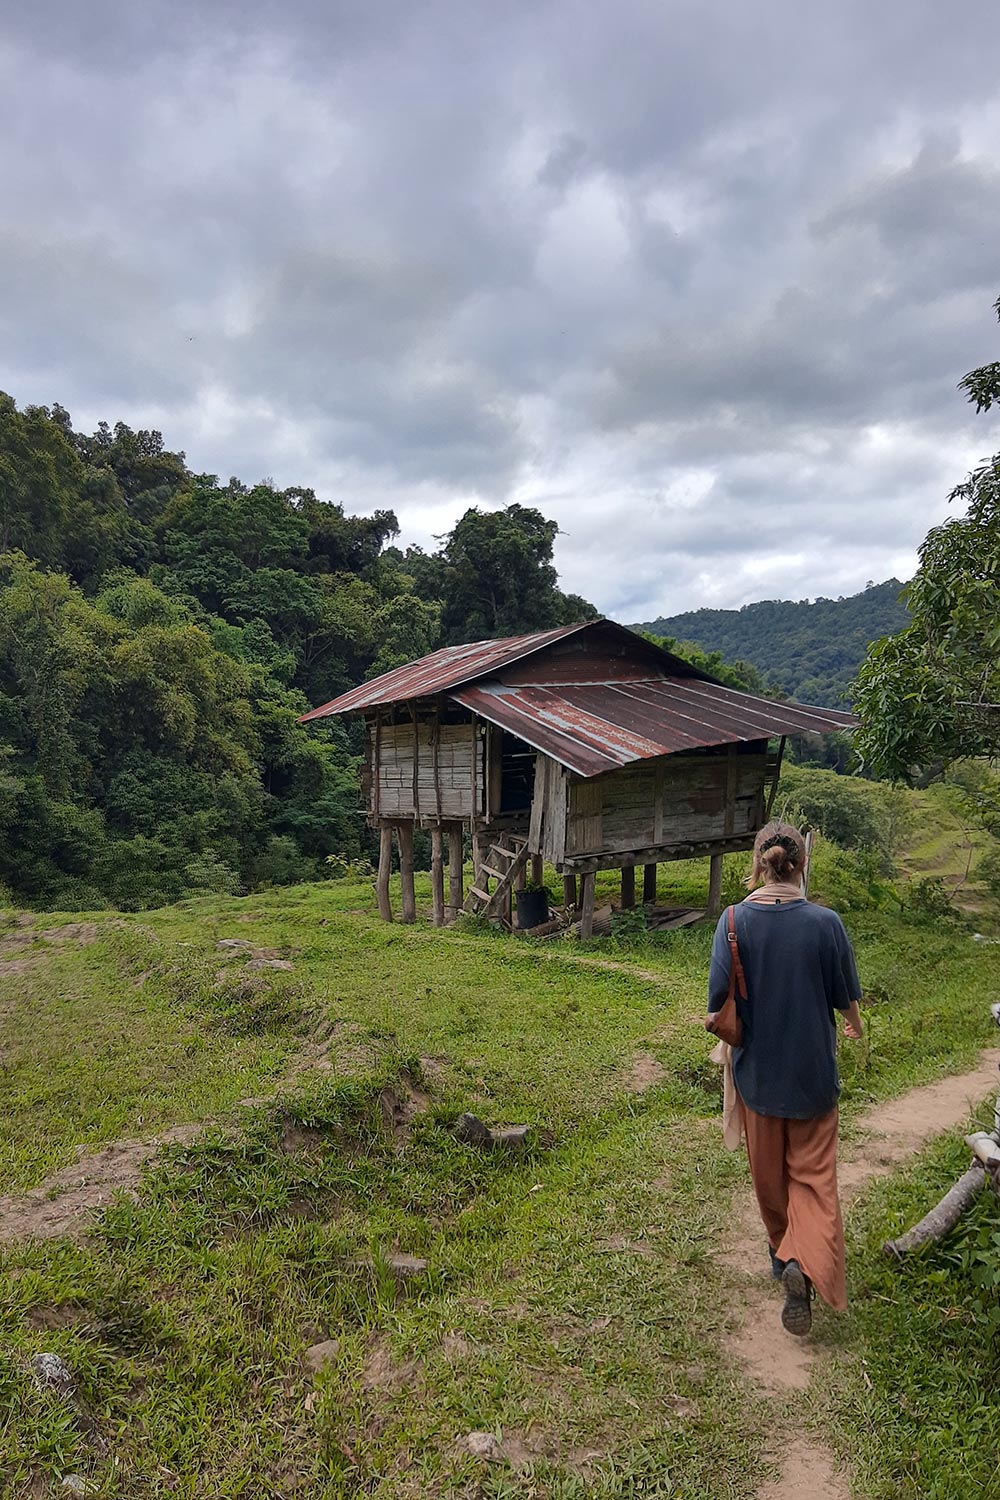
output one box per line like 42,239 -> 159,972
780,1260 -> 813,1336
768,1245 -> 786,1281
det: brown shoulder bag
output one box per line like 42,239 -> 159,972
706,904 -> 748,1049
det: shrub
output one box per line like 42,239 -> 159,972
905,876 -> 961,925
182,850 -> 243,896
976,843 -> 1000,903
252,835 -> 319,887
777,765 -> 913,873
807,839 -> 895,912
325,854 -> 375,881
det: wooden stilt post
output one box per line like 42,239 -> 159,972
397,822 -> 416,924
377,823 -> 394,922
531,853 -> 544,887
620,865 -> 635,909
707,852 -> 724,917
578,872 -> 596,939
643,863 -> 657,904
563,873 -> 578,909
447,824 -> 464,922
430,825 -> 445,927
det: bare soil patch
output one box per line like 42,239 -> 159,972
1,1036 -> 436,1244
278,1119 -> 327,1155
0,929 -> 35,957
620,1052 -> 666,1092
24,1301 -> 90,1332
0,956 -> 38,978
838,1049 -> 1000,1196
758,1439 -> 847,1500
380,1077 -> 432,1142
361,1333 -> 419,1393
280,1019 -> 376,1085
39,921 -> 101,946
0,1125 -> 201,1244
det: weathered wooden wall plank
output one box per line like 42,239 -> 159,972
369,721 -> 480,819
555,749 -> 768,865
566,779 -> 602,854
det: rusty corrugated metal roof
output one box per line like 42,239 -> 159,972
299,618 -> 711,720
299,618 -> 856,777
299,622 -> 588,720
451,679 -> 856,778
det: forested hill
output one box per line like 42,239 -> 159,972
635,580 -> 909,707
0,393 -> 593,909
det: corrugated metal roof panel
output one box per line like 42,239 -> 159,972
451,679 -> 856,777
299,623 -> 586,719
298,618 -> 714,720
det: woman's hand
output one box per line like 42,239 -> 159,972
843,1001 -> 863,1040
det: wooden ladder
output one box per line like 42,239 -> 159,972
463,834 -> 529,919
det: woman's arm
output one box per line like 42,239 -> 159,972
705,913 -> 731,1022
829,914 -> 863,1039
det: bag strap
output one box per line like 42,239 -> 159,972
725,904 -> 748,1003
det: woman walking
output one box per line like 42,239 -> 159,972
706,821 -> 864,1335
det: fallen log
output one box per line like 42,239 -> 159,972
516,916 -> 565,939
883,1161 -> 985,1259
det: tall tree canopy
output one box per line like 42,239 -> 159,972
854,297 -> 1000,779
384,503 -> 596,645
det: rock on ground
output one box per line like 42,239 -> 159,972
454,1114 -> 530,1150
465,1431 -> 504,1461
302,1339 -> 340,1374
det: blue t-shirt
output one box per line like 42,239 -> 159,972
708,899 -> 862,1119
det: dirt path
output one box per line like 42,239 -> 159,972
723,1049 -> 1000,1499
442,930 -> 676,986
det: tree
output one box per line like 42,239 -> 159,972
436,503 -> 597,643
0,554 -> 364,907
0,399 -> 182,586
0,395 -> 86,568
854,297 -> 1000,779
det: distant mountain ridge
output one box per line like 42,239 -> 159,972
634,579 -> 908,708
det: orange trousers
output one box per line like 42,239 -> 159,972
740,1102 -> 847,1310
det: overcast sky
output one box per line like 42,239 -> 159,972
3,1 -> 999,620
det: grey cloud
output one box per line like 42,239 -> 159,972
2,0 -> 1000,613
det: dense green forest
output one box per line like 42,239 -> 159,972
636,580 -> 909,706
0,395 -> 594,909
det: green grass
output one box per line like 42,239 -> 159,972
1,838 -> 998,1497
0,917 -> 302,1190
819,1123 -> 1000,1500
895,782 -> 996,919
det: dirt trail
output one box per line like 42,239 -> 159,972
443,930 -> 676,986
724,1048 -> 1000,1499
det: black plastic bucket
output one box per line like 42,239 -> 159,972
515,888 -> 549,929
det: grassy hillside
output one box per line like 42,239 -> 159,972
635,579 -> 909,706
2,805 -> 999,1497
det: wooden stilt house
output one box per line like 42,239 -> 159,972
301,620 -> 855,936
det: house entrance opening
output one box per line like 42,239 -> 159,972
499,731 -> 535,814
